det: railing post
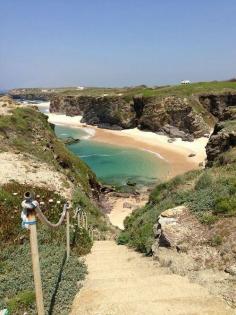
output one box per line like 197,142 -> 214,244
28,212 -> 45,315
66,211 -> 70,260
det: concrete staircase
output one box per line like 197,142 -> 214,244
70,241 -> 234,315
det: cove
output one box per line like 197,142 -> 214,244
20,100 -> 170,187
54,125 -> 170,187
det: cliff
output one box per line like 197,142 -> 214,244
50,94 -> 210,140
199,93 -> 236,120
10,82 -> 236,140
206,120 -> 236,166
9,88 -> 55,101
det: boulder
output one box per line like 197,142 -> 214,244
225,265 -> 236,276
153,206 -> 196,250
123,202 -> 133,209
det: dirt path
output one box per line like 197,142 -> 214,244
70,241 -> 234,315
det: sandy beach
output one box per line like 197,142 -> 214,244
48,112 -> 208,178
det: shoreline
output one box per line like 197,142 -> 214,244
47,112 -> 208,178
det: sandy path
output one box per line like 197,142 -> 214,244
70,241 -> 234,315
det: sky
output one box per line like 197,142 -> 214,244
0,0 -> 236,89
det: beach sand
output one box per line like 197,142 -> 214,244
48,113 -> 208,178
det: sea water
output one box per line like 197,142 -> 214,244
55,125 -> 170,187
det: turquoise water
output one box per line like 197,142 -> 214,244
55,125 -> 170,186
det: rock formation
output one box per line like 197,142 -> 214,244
50,94 -> 210,139
199,93 -> 236,120
206,121 -> 236,166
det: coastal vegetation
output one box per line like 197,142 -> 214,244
118,164 -> 236,252
0,99 -> 113,314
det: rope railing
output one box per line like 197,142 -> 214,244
20,192 -> 95,315
74,206 -> 88,230
21,192 -> 71,315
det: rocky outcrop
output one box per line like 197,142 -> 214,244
138,96 -> 208,140
50,95 -> 93,115
50,95 -> 210,139
152,206 -> 236,307
202,93 -> 236,167
206,121 -> 236,166
152,206 -> 204,251
199,93 -> 236,121
8,90 -> 55,102
152,205 -> 236,269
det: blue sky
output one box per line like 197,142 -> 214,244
1,0 -> 236,89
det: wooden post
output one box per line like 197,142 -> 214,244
66,211 -> 70,260
29,213 -> 45,315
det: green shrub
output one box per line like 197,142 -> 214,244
214,196 -> 236,216
7,290 -> 35,314
72,227 -> 93,256
117,232 -> 129,245
195,172 -> 213,190
199,212 -> 218,225
210,235 -> 223,246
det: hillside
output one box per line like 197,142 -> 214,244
0,97 -> 113,314
118,106 -> 236,307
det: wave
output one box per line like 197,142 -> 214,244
141,149 -> 167,161
80,153 -> 114,158
80,151 -> 127,158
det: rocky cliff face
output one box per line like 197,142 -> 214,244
203,94 -> 236,166
199,93 -> 236,121
9,89 -> 54,101
206,121 -> 236,166
50,95 -> 210,139
138,96 -> 208,139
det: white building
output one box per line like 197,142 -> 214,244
76,86 -> 85,90
181,80 -> 191,85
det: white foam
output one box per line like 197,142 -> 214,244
142,149 -> 167,161
80,153 -> 113,158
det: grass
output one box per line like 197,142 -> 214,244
10,81 -> 236,98
7,290 -> 35,314
119,163 -> 236,254
220,119 -> 236,132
